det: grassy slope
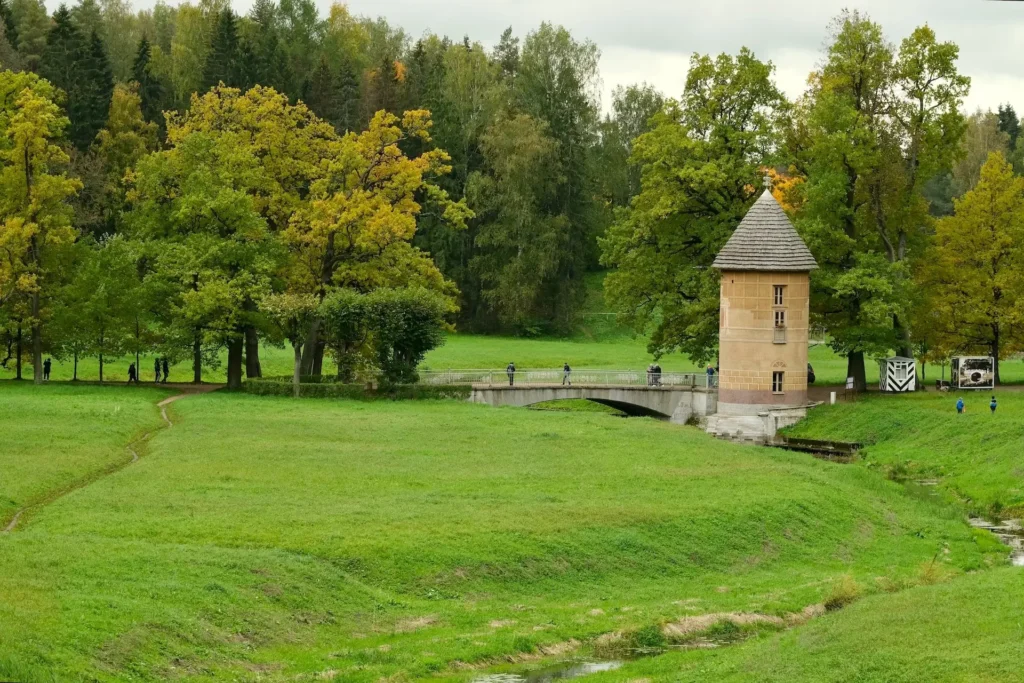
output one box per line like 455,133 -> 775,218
589,391 -> 1024,683
0,384 -> 169,525
0,387 -> 996,681
585,567 -> 1024,683
785,391 -> 1024,515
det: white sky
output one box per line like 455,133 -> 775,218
135,0 -> 1024,115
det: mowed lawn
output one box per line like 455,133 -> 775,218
0,385 -> 1002,681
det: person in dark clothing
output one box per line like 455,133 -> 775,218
162,358 -> 169,384
653,363 -> 662,387
128,363 -> 138,384
506,362 -> 516,386
706,365 -> 716,387
562,363 -> 572,386
991,396 -> 998,414
647,364 -> 654,386
43,358 -> 51,381
154,358 -> 161,383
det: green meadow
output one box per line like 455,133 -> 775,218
0,382 -> 1014,681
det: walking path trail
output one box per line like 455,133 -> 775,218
2,385 -> 221,534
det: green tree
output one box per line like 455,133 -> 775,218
596,83 -> 665,209
951,110 -> 1008,197
0,71 -> 83,384
515,23 -> 602,327
127,127 -> 283,389
132,36 -> 166,129
601,49 -> 787,363
202,8 -> 242,89
791,12 -> 969,389
42,10 -> 115,151
260,292 -> 318,395
468,114 -> 564,331
10,0 -> 47,71
99,0 -> 140,82
365,286 -> 450,385
0,0 -> 18,51
919,152 -> 1024,384
70,0 -> 102,38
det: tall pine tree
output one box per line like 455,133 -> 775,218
0,0 -> 18,51
305,54 -> 340,127
202,8 -> 242,90
42,7 -> 114,150
132,36 -> 164,129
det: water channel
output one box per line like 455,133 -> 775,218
970,518 -> 1024,567
471,660 -> 622,683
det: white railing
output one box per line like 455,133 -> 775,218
419,369 -> 718,389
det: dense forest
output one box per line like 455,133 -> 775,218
1,1 -> 1023,389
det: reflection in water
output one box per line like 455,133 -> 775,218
473,661 -> 622,683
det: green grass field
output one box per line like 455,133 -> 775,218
785,391 -> 1024,516
0,383 -> 1008,681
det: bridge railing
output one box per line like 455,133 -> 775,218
419,370 -> 718,389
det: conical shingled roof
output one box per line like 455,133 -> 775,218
712,190 -> 818,272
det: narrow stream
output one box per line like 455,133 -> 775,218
472,661 -> 622,683
970,518 -> 1024,567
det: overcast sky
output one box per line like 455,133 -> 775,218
312,0 -> 1024,116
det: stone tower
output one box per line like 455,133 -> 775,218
712,185 -> 818,419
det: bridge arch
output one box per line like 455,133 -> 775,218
468,385 -> 717,425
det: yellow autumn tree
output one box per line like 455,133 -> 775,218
283,109 -> 472,371
918,152 -> 1024,384
0,71 -> 82,383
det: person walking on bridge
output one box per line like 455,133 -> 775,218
562,362 -> 572,386
706,365 -> 716,388
506,362 -> 516,386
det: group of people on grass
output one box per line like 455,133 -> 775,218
957,396 -> 998,414
129,358 -> 171,384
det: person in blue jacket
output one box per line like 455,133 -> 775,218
991,396 -> 998,414
956,397 -> 965,414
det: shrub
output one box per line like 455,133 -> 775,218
243,379 -> 470,402
823,575 -> 862,611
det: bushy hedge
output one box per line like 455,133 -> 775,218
244,379 -> 470,401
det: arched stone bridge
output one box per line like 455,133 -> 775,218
420,370 -> 718,424
468,384 -> 718,424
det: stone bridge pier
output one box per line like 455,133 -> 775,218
469,384 -> 718,425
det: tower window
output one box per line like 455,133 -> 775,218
774,310 -> 786,328
774,285 -> 785,306
772,371 -> 785,394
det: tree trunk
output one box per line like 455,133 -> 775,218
993,325 -> 1001,386
293,343 -> 302,398
226,335 -> 243,390
192,332 -> 202,384
245,325 -> 262,378
847,351 -> 867,393
312,339 -> 326,377
99,353 -> 104,383
893,314 -> 913,358
73,352 -> 78,381
15,325 -> 22,380
31,291 -> 42,385
299,318 -> 321,376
